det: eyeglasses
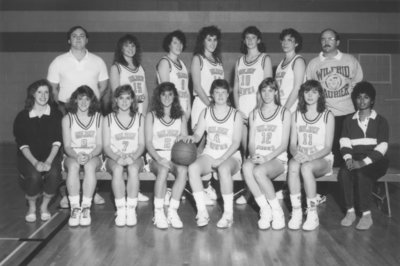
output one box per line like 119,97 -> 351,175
320,37 -> 336,42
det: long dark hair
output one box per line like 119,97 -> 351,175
297,80 -> 326,113
193,25 -> 222,63
67,85 -> 99,116
24,79 -> 54,111
151,82 -> 183,119
113,34 -> 141,68
240,26 -> 266,54
112,84 -> 138,117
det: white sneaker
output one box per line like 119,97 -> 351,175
79,207 -> 91,226
138,192 -> 149,202
204,185 -> 217,200
288,208 -> 303,230
235,195 -> 247,205
271,208 -> 285,230
153,209 -> 169,229
196,210 -> 210,227
167,209 -> 183,229
126,205 -> 137,226
164,188 -> 172,206
93,193 -> 105,205
69,207 -> 81,227
204,191 -> 216,206
217,212 -> 233,229
302,209 -> 319,231
258,208 -> 272,230
60,195 -> 69,209
115,206 -> 126,227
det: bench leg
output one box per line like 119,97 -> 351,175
385,182 -> 391,218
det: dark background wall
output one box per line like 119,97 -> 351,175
1,0 -> 400,163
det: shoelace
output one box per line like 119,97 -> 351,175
81,207 -> 90,217
71,208 -> 80,218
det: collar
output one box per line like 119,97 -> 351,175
319,50 -> 342,61
68,49 -> 89,60
29,105 -> 51,118
352,109 -> 377,120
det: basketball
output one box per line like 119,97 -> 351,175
171,141 -> 197,166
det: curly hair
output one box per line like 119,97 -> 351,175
163,30 -> 186,53
351,81 -> 376,109
279,28 -> 303,53
258,77 -> 281,106
297,80 -> 326,113
24,79 -> 55,111
66,85 -> 100,116
240,26 -> 266,54
113,34 -> 141,68
193,25 -> 222,62
151,82 -> 183,119
209,79 -> 231,106
112,84 -> 138,116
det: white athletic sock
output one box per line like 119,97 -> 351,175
193,191 -> 207,213
115,198 -> 126,208
81,197 -> 92,208
255,195 -> 269,210
127,197 -> 138,208
290,193 -> 302,209
154,197 -> 164,210
68,195 -> 80,208
306,197 -> 318,210
222,193 -> 234,214
362,210 -> 371,216
347,207 -> 355,213
169,198 -> 180,210
268,197 -> 281,210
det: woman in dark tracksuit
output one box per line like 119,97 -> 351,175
338,81 -> 389,230
13,79 -> 62,223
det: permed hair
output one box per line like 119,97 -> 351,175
112,84 -> 138,116
24,79 -> 55,111
113,34 -> 141,68
279,28 -> 303,53
67,85 -> 100,116
163,30 -> 186,53
351,81 -> 376,108
193,25 -> 222,63
151,82 -> 183,119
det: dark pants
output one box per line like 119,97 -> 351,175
333,115 -> 346,167
338,158 -> 389,212
17,154 -> 62,197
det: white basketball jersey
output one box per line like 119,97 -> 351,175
295,110 -> 333,160
69,112 -> 101,154
275,55 -> 304,113
252,106 -> 287,162
237,53 -> 268,117
202,107 -> 240,159
194,55 -> 224,97
116,63 -> 146,113
150,112 -> 182,161
107,112 -> 142,154
156,57 -> 190,113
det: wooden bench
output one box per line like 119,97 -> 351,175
62,167 -> 399,217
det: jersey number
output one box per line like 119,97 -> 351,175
302,133 -> 313,146
81,139 -> 88,148
122,141 -> 129,152
261,131 -> 272,144
240,75 -> 251,87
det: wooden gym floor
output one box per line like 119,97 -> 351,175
0,143 -> 399,266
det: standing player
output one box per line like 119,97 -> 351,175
157,30 -> 191,120
233,26 -> 273,205
191,25 -> 224,203
242,78 -> 290,230
287,80 -> 334,231
275,28 -> 305,113
145,82 -> 189,229
47,25 -> 108,207
187,79 -> 242,228
103,85 -> 145,226
62,86 -> 103,227
306,28 -> 363,167
109,34 -> 149,202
